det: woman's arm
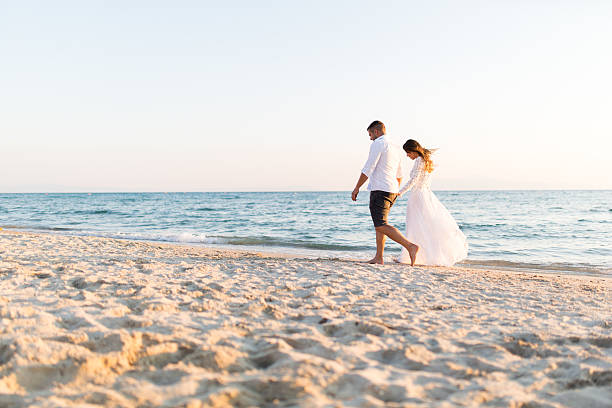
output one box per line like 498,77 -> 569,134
398,158 -> 425,196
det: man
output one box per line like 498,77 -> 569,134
351,120 -> 419,265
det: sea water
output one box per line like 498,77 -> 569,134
0,191 -> 610,275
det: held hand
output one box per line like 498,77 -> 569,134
351,188 -> 359,201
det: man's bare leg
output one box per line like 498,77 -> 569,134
367,230 -> 386,264
375,225 -> 419,266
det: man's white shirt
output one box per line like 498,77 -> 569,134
361,135 -> 405,193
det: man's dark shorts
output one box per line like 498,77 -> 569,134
369,190 -> 397,228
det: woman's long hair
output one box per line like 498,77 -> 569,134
403,139 -> 434,173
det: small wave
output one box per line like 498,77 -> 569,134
54,209 -> 117,216
75,209 -> 113,215
171,220 -> 192,226
212,235 -> 369,252
193,207 -> 217,212
2,225 -> 74,232
91,231 -> 225,245
576,218 -> 606,223
588,207 -> 606,213
459,222 -> 507,230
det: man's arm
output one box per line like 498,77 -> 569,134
352,173 -> 369,201
353,141 -> 381,201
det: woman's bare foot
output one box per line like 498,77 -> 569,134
366,257 -> 384,265
408,244 -> 419,266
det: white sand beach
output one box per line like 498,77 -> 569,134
0,230 -> 610,407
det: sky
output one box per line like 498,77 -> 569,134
1,1 -> 611,192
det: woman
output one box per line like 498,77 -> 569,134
396,139 -> 468,266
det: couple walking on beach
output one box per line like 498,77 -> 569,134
352,121 -> 468,266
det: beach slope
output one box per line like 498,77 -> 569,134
0,231 -> 610,407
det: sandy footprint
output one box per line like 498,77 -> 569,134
184,346 -> 251,373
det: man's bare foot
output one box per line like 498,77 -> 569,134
408,244 -> 419,266
392,257 -> 401,264
366,257 -> 384,265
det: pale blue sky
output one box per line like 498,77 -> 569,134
2,1 -> 611,192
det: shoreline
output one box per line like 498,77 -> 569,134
1,230 -> 611,407
2,227 -> 610,278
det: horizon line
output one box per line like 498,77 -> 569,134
2,188 -> 611,194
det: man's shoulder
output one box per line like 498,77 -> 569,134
369,136 -> 386,151
374,135 -> 391,146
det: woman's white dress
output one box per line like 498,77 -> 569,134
397,156 -> 468,266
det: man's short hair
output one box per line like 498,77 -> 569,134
367,120 -> 386,134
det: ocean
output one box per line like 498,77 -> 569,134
0,191 -> 610,275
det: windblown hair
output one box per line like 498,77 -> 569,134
403,139 -> 434,173
367,120 -> 386,134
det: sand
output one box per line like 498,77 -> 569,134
0,230 -> 610,407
